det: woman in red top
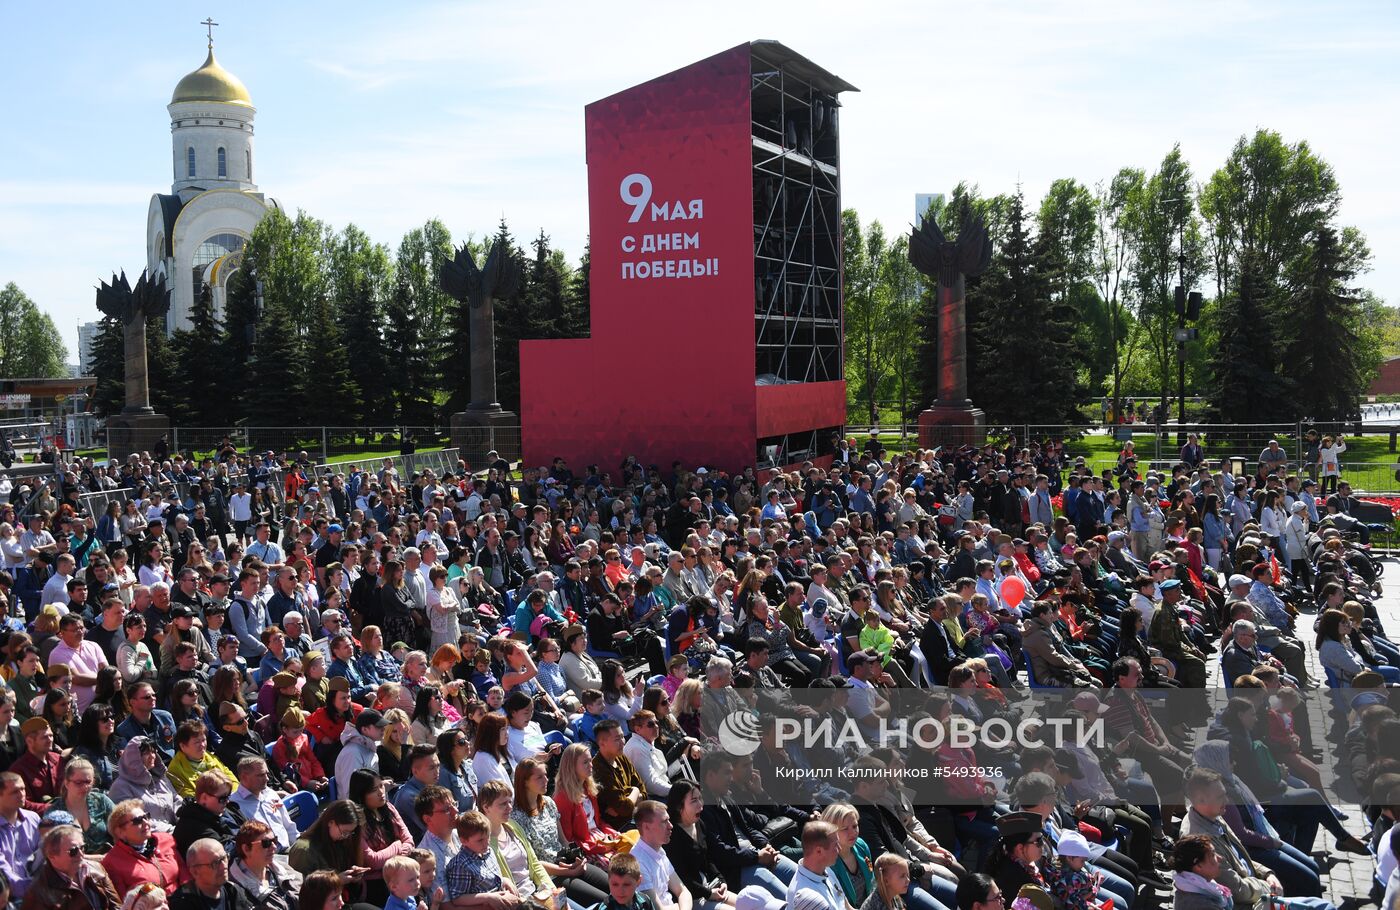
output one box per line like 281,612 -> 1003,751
305,679 -> 360,767
100,799 -> 190,896
552,743 -> 620,863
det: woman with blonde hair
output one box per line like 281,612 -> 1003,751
673,677 -> 705,740
376,707 -> 413,783
823,802 -> 875,908
552,743 -> 620,862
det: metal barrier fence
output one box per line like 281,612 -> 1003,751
168,427 -> 450,465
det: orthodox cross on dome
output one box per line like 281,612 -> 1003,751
201,17 -> 219,48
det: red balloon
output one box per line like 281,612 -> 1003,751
1000,576 -> 1027,609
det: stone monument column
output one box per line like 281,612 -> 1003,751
96,270 -> 172,461
440,240 -> 522,467
909,213 -> 993,448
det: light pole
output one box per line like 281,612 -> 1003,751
1161,197 -> 1200,445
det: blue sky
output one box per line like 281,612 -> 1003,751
3,1 -> 1398,357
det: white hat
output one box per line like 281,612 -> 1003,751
1290,501 -> 1308,513
1056,830 -> 1107,859
1227,574 -> 1251,588
734,887 -> 786,910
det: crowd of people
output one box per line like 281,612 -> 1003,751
0,432 -> 1393,910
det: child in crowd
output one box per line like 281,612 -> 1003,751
659,654 -> 689,699
861,852 -> 910,910
860,609 -> 897,667
572,688 -> 605,744
484,685 -> 505,713
383,855 -> 425,910
602,853 -> 654,910
406,848 -> 439,908
803,597 -> 841,675
1047,831 -> 1108,910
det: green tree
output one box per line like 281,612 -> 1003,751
0,283 -> 68,378
486,219 -> 532,414
1122,145 -> 1206,412
1093,170 -> 1144,412
1199,129 -> 1344,300
1206,250 -> 1290,422
304,289 -> 359,429
329,224 -> 394,424
219,267 -> 259,425
89,316 -> 125,417
170,284 -> 226,425
562,240 -> 591,337
1278,225 -> 1368,419
842,210 -> 895,423
395,220 -> 454,418
383,269 -> 434,427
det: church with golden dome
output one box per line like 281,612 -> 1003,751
146,27 -> 278,333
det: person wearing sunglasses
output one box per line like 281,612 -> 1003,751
230,820 -> 299,910
101,799 -> 189,899
23,823 -> 121,910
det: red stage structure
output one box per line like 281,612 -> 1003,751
520,41 -> 856,474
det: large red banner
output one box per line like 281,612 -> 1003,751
521,44 -> 756,472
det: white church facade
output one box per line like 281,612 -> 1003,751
146,37 -> 276,333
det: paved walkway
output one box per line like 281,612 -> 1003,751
1202,567 -> 1390,907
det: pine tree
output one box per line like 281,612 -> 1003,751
171,283 -> 227,426
89,315 -> 125,417
219,267 -> 259,425
392,220 -> 453,424
330,225 -> 393,424
1207,250 -> 1291,422
303,291 -> 359,430
340,272 -> 391,422
146,313 -> 179,423
1279,225 -> 1366,420
488,219 -> 532,413
383,269 -> 434,427
562,239 -> 591,337
245,295 -> 307,433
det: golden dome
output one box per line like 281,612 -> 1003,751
171,48 -> 252,107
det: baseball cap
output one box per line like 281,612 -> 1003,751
355,708 -> 389,730
1227,574 -> 1251,588
327,524 -> 344,534
170,605 -> 195,619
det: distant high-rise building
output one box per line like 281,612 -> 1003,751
77,320 -> 101,375
915,193 -> 944,222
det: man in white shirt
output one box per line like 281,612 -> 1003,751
41,553 -> 75,609
415,513 -> 447,553
229,756 -> 297,850
623,711 -> 673,798
786,820 -> 845,910
631,800 -> 691,910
